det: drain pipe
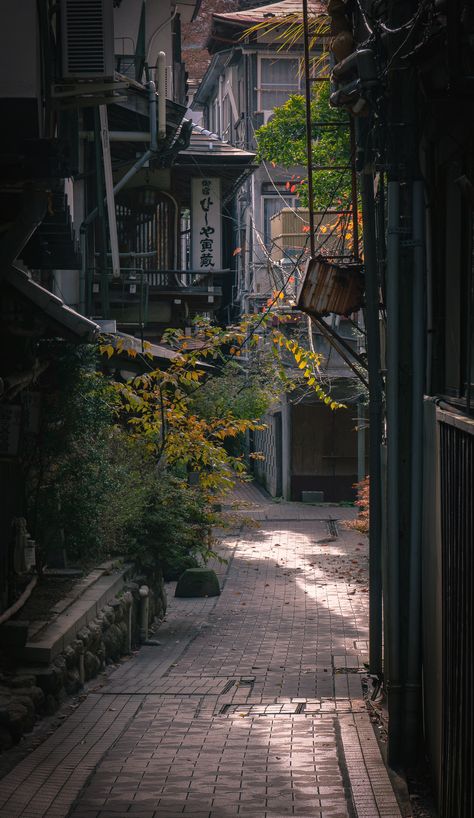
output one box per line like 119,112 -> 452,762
405,179 -> 425,756
148,79 -> 158,151
360,171 -> 383,678
386,179 -> 402,763
157,52 -> 166,140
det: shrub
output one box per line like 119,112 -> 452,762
345,477 -> 369,534
124,473 -> 223,577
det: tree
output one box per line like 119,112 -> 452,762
255,82 -> 351,211
102,315 -> 343,496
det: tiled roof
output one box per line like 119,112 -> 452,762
182,128 -> 256,160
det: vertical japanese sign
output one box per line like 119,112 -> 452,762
191,177 -> 222,271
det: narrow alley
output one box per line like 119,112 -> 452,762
0,486 -> 402,818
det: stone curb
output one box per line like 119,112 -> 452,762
19,564 -> 134,664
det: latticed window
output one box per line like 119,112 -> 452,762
115,188 -> 177,271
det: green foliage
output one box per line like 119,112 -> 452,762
26,311 -> 345,572
126,474 -> 221,576
190,352 -> 281,423
25,344 -> 151,564
255,83 -> 351,210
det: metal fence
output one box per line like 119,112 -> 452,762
439,410 -> 474,818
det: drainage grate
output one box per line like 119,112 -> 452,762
218,703 -> 305,716
222,679 -> 236,694
327,519 -> 339,537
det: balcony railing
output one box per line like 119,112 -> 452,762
91,268 -> 225,292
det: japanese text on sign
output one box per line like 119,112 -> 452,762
191,177 -> 222,271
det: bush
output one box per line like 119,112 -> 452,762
345,477 -> 369,534
26,344 -> 152,565
125,474 -> 223,577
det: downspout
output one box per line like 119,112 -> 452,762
157,52 -> 166,140
425,201 -> 433,393
405,179 -> 426,755
386,179 -> 402,760
360,171 -> 383,678
148,79 -> 157,151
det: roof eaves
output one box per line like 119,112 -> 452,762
5,265 -> 99,342
191,49 -> 237,107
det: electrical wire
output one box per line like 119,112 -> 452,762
381,2 -> 429,76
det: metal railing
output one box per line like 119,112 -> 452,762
91,268 -> 224,292
439,408 -> 474,818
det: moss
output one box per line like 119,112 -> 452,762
175,567 -> 220,598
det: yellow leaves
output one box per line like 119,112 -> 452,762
298,360 -> 307,370
99,344 -> 115,359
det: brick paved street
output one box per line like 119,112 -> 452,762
0,485 -> 403,818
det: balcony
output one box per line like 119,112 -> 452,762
90,268 -> 223,329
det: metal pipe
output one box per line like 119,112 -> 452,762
82,150 -> 153,230
99,105 -> 121,279
148,80 -> 157,151
94,107 -> 110,318
79,230 -> 86,313
405,179 -> 426,755
157,52 -> 167,140
386,179 -> 402,754
302,0 -> 315,258
0,575 -> 38,626
311,315 -> 370,389
81,78 -> 158,231
360,171 -> 383,677
314,316 -> 369,371
357,398 -> 366,484
350,120 -> 359,259
80,131 -> 153,141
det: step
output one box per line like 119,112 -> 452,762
19,562 -> 134,665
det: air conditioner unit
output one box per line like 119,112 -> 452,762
61,0 -> 115,80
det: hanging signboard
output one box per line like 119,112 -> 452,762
191,177 -> 222,271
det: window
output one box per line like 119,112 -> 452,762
258,57 -> 299,110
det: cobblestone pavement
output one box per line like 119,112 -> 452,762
0,485 -> 403,818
